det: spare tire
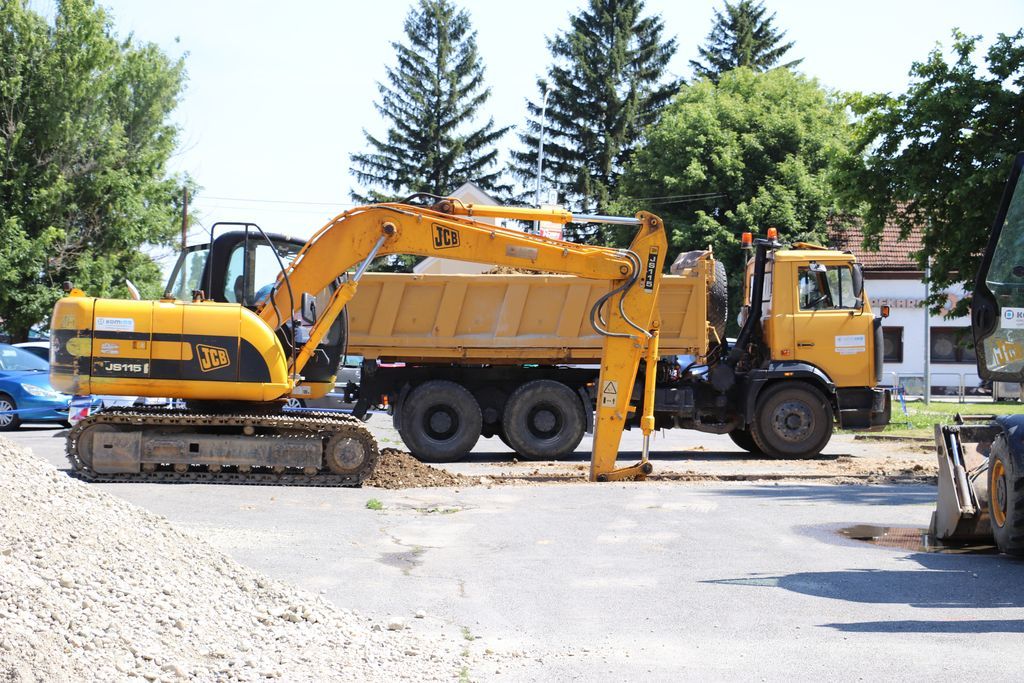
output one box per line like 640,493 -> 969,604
671,251 -> 727,341
708,259 -> 728,341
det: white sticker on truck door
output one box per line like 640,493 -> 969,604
835,334 -> 866,355
1001,308 -> 1024,329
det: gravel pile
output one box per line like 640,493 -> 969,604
366,450 -> 478,489
0,437 -> 472,681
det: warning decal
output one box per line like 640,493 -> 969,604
601,379 -> 618,407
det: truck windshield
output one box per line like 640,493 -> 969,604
164,245 -> 210,300
798,265 -> 858,310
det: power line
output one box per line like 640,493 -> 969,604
200,195 -> 355,207
624,191 -> 724,201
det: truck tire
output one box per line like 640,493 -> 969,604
502,380 -> 585,461
749,382 -> 833,458
400,381 -> 481,463
988,434 -> 1024,556
727,428 -> 760,454
708,260 -> 728,341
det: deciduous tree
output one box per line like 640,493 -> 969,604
839,30 -> 1024,315
618,68 -> 852,331
0,0 -> 188,340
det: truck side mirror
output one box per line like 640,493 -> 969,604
300,292 -> 317,325
851,264 -> 864,299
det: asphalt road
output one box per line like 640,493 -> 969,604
6,423 -> 1023,681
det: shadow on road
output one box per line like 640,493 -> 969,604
823,619 -> 1024,633
706,552 -> 1024,632
463,449 -> 847,464
712,483 -> 935,506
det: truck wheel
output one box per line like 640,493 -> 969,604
750,382 -> 833,458
502,380 -> 585,460
988,434 -> 1024,556
727,428 -> 760,454
0,394 -> 21,431
400,381 -> 481,463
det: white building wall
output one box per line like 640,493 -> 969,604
868,276 -> 979,394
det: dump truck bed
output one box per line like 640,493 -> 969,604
348,265 -> 713,363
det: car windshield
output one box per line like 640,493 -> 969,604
0,344 -> 48,371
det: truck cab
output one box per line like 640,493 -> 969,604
758,247 -> 887,422
660,235 -> 890,458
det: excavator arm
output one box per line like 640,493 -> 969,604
257,201 -> 669,481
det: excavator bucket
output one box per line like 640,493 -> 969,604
930,419 -> 997,544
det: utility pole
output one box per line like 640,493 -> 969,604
181,187 -> 189,250
533,82 -> 553,233
923,259 -> 931,405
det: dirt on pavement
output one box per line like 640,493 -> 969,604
365,449 -> 479,489
364,438 -> 940,488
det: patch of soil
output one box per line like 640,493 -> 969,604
365,449 -> 479,489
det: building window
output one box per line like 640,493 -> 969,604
930,327 -> 977,364
882,327 -> 903,363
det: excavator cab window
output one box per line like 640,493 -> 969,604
222,240 -> 302,307
974,153 -> 1024,381
164,244 -> 210,300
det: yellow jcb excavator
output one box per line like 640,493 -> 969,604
932,152 -> 1024,555
49,199 -> 668,484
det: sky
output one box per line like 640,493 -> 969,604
27,0 -> 1024,261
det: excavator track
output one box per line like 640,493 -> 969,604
65,407 -> 379,487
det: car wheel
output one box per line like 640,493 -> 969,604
0,393 -> 22,431
284,397 -> 305,410
400,380 -> 481,463
501,380 -> 585,461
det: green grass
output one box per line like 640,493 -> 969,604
872,399 -> 1021,437
365,498 -> 384,511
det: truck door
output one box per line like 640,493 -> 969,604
790,260 -> 874,387
972,152 -> 1024,383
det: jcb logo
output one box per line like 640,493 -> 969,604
196,344 -> 231,372
432,224 -> 460,250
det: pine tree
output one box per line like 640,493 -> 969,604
509,0 -> 678,238
349,0 -> 509,202
690,0 -> 801,82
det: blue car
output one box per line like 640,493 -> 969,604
0,343 -> 71,430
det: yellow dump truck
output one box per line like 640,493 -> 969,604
343,238 -> 890,462
168,227 -> 890,464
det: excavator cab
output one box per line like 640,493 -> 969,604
164,227 -> 345,399
932,153 -> 1024,554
